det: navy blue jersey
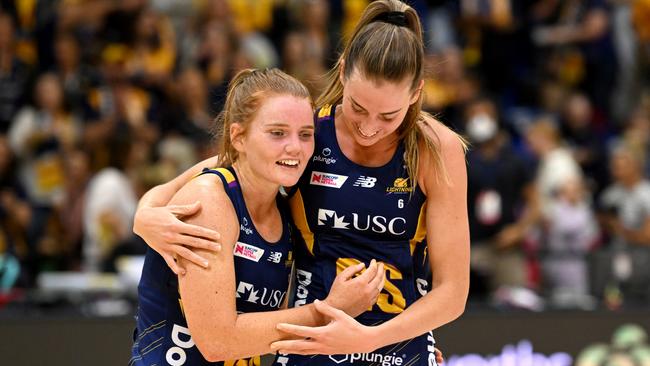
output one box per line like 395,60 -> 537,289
131,167 -> 293,366
275,106 -> 437,366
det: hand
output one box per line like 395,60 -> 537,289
435,347 -> 444,365
324,259 -> 385,317
271,299 -> 378,355
133,201 -> 221,275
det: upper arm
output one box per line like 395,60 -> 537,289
172,175 -> 240,355
419,121 -> 470,290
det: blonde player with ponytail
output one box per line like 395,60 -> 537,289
130,68 -> 384,366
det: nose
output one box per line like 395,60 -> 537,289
284,134 -> 301,155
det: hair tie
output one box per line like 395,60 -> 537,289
372,11 -> 407,27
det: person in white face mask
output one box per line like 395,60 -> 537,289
464,97 -> 541,306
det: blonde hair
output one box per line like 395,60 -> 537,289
214,68 -> 312,166
316,0 -> 465,187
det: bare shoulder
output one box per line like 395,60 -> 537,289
169,173 -> 239,240
417,114 -> 467,165
170,173 -> 227,208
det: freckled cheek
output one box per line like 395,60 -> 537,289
302,141 -> 315,157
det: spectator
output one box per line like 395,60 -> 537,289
126,7 -> 176,91
82,44 -> 159,170
531,0 -> 618,122
542,176 -> 599,309
465,97 -> 539,301
525,116 -> 583,213
52,32 -> 94,113
595,143 -> 650,304
560,91 -> 608,195
0,13 -> 31,133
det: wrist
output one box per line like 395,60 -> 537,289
315,298 -> 333,325
362,324 -> 383,353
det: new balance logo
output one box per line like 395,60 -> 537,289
268,251 -> 282,263
353,176 -> 377,188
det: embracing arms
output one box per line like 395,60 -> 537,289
170,174 -> 383,361
133,156 -> 221,274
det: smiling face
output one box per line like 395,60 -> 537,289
232,94 -> 315,187
339,67 -> 419,148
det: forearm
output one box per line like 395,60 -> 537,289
136,156 -> 220,210
137,182 -> 178,210
198,303 -> 326,361
369,282 -> 467,349
621,228 -> 650,245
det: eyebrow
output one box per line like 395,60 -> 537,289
265,122 -> 314,129
350,97 -> 401,116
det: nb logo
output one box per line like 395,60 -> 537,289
353,176 -> 377,188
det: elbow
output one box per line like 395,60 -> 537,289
450,281 -> 469,321
451,298 -> 466,321
194,337 -> 228,362
191,328 -> 232,362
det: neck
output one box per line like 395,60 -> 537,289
622,175 -> 642,189
232,161 -> 278,218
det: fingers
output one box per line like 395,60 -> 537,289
368,262 -> 385,292
174,246 -> 210,268
173,229 -> 221,252
175,221 -> 221,245
162,253 -> 186,275
270,339 -> 319,354
336,262 -> 366,282
276,323 -> 320,338
168,201 -> 201,218
314,299 -> 346,320
355,259 -> 378,283
435,348 -> 444,364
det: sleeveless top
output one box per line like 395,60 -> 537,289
131,167 -> 293,366
275,106 -> 437,366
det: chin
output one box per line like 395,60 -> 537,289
353,134 -> 381,147
274,167 -> 303,186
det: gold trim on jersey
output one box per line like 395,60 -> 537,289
289,189 -> 315,255
409,203 -> 427,255
192,167 -> 237,184
216,168 -> 236,183
318,104 -> 333,119
224,356 -> 261,366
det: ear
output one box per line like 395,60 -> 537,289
230,122 -> 246,152
409,79 -> 424,105
338,59 -> 346,85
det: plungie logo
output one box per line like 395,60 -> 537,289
313,147 -> 337,165
329,352 -> 405,366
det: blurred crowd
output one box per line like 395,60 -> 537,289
0,0 -> 649,311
